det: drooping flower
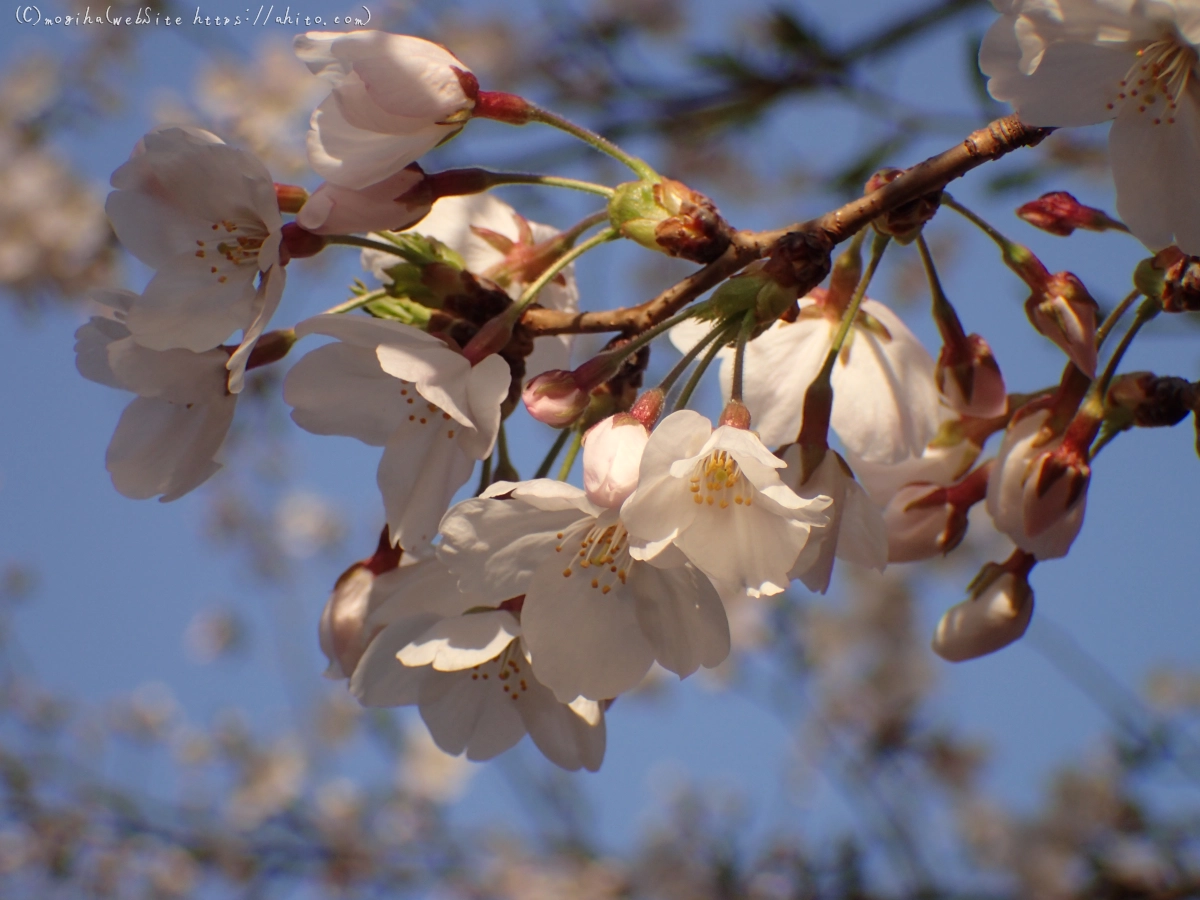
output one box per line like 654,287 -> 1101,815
986,409 -> 1087,560
105,127 -> 285,393
980,0 -> 1200,253
295,30 -> 478,189
349,558 -> 607,771
439,478 -> 730,704
295,164 -> 432,235
880,459 -> 992,564
366,193 -> 580,378
74,290 -> 236,501
778,446 -> 888,594
670,288 -> 943,463
620,410 -> 831,600
283,314 -> 510,556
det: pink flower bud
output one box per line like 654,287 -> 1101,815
582,414 -> 650,507
319,531 -> 402,679
522,369 -> 589,426
1016,191 -> 1123,237
1026,272 -> 1099,377
986,410 -> 1087,559
296,166 -> 432,235
932,571 -> 1034,662
937,333 -> 1007,419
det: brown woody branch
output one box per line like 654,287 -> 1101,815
520,114 -> 1050,337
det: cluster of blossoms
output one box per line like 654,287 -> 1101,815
78,11 -> 1200,771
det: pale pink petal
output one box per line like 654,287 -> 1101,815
349,613 -> 442,706
630,563 -> 730,679
517,686 -> 606,772
377,426 -> 475,555
227,265 -> 286,394
521,549 -> 656,703
1110,82 -> 1200,253
418,665 -> 527,761
399,610 -> 522,671
284,342 -> 408,445
106,394 -> 236,502
438,496 -> 589,603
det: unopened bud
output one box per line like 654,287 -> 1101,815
937,333 -> 1007,419
608,178 -> 731,264
1025,272 -> 1099,377
522,369 -> 590,426
582,414 -> 649,507
279,222 -> 327,262
1107,372 -> 1194,429
865,167 -> 941,244
319,531 -> 403,679
274,182 -> 308,214
932,570 -> 1034,663
297,166 -> 432,235
1016,191 -> 1124,236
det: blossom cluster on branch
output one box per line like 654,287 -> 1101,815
77,7 -> 1200,771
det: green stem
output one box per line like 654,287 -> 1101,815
1096,289 -> 1142,349
510,227 -> 617,319
485,171 -> 615,198
528,106 -> 660,181
321,289 -> 387,316
942,192 -> 1046,284
657,319 -> 730,395
817,232 -> 891,382
1092,297 -> 1160,404
916,234 -> 966,344
475,454 -> 493,496
730,310 -> 756,403
674,321 -> 737,411
557,429 -> 583,481
535,429 -> 572,479
494,424 -> 519,483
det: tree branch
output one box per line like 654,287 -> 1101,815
520,114 -> 1050,336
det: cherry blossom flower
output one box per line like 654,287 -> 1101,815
349,558 -> 606,771
582,414 -> 650,508
283,314 -> 510,556
778,446 -> 888,594
439,478 -> 730,703
847,427 -> 981,508
295,30 -> 477,189
980,0 -> 1200,253
986,409 -> 1087,560
295,165 -> 432,235
366,193 -> 580,378
621,410 -> 831,600
105,127 -> 285,393
74,290 -> 236,501
932,570 -> 1034,663
670,288 -> 943,463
